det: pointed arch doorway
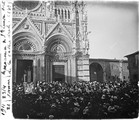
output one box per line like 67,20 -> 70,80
45,34 -> 72,83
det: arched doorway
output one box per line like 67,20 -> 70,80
13,32 -> 43,83
90,63 -> 103,82
45,34 -> 72,83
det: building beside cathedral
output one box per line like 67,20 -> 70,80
125,51 -> 139,84
89,59 -> 129,83
12,1 -> 129,84
13,1 -> 90,84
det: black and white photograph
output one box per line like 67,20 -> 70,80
0,0 -> 138,119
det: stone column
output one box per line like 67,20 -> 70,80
40,55 -> 45,81
13,57 -> 16,83
71,55 -> 77,83
44,55 -> 46,82
37,57 -> 40,81
42,22 -> 45,37
49,58 -> 52,83
45,55 -> 49,82
67,58 -> 71,83
63,10 -> 64,22
33,57 -> 37,85
46,56 -> 51,83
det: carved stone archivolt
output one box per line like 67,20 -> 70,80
50,42 -> 66,53
14,40 -> 36,52
45,35 -> 72,52
13,31 -> 43,52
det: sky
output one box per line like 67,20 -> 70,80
0,4 -> 2,26
86,1 -> 138,60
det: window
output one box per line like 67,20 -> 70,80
61,9 -> 63,19
65,10 -> 67,19
55,9 -> 57,17
68,10 -> 70,19
58,9 -> 60,15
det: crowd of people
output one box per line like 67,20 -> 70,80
12,80 -> 138,119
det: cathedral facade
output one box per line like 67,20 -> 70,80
12,1 -> 90,84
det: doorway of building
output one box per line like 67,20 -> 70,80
90,63 -> 103,82
52,65 -> 65,82
16,60 -> 33,83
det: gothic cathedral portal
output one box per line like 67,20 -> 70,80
12,1 -> 90,84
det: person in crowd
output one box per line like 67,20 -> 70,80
12,79 -> 138,119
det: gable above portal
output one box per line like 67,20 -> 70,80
46,22 -> 73,42
31,20 -> 43,34
13,17 -> 43,42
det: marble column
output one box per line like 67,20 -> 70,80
67,59 -> 71,83
13,57 -> 16,83
71,55 -> 77,83
42,55 -> 45,81
45,56 -> 50,82
33,57 -> 37,85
